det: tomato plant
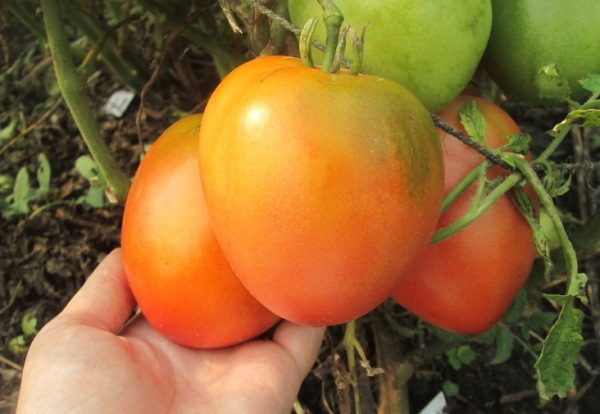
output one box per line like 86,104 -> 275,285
288,0 -> 492,110
484,0 -> 600,103
121,115 -> 279,348
198,55 -> 444,326
392,96 -> 536,334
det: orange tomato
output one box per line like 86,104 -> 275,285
392,96 -> 536,334
198,56 -> 444,325
121,115 -> 279,348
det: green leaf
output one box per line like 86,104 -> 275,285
84,185 -> 105,208
75,155 -> 100,180
0,174 -> 13,194
564,109 -> 600,128
511,188 -> 553,275
36,153 -> 51,197
534,64 -> 571,101
459,100 -> 486,143
8,335 -> 27,356
442,380 -> 459,397
21,313 -> 38,337
535,297 -> 583,402
446,349 -> 462,371
503,289 -> 526,325
579,74 -> 600,94
0,117 -> 18,144
11,168 -> 32,215
506,133 -> 531,154
491,325 -> 514,365
456,345 -> 476,365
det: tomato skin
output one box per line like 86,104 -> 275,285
392,96 -> 536,334
484,0 -> 600,103
121,115 -> 279,348
198,56 -> 444,326
288,0 -> 492,110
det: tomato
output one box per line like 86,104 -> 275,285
392,96 -> 536,334
121,115 -> 279,348
198,56 -> 444,326
288,0 -> 492,110
484,0 -> 600,103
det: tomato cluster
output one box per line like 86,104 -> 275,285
118,1 -> 584,348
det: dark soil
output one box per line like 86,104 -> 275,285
1,6 -> 599,414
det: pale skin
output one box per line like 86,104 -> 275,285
16,249 -> 325,414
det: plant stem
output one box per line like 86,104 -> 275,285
431,113 -> 512,170
441,160 -> 491,214
344,320 -> 362,414
431,173 -> 523,244
42,0 -> 130,203
512,156 -> 579,290
315,0 -> 343,72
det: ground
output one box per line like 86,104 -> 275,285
1,5 -> 599,414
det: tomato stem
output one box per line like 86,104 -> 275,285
344,320 -> 365,414
300,18 -> 319,68
431,173 -> 523,244
41,0 -> 130,203
315,0 -> 344,72
441,161 -> 491,214
511,156 -> 580,291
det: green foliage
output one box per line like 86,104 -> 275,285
75,155 -> 107,208
446,345 -> 476,371
458,99 -> 486,143
7,312 -> 39,356
534,64 -> 571,102
2,153 -> 52,218
579,74 -> 600,94
535,298 -> 583,402
442,380 -> 459,397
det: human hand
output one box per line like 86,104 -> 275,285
17,249 -> 325,414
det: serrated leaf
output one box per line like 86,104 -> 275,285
579,74 -> 600,94
36,153 -> 51,197
491,325 -> 514,365
459,100 -> 486,143
11,168 -> 32,215
443,380 -> 459,397
535,64 -> 571,101
563,109 -> 600,128
535,298 -> 583,402
507,133 -> 531,154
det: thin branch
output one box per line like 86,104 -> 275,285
431,113 -> 513,170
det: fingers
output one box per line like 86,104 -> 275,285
60,249 -> 136,333
272,322 -> 326,380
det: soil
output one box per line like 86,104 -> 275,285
1,7 -> 599,414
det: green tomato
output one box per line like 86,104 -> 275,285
288,0 -> 492,110
484,0 -> 600,104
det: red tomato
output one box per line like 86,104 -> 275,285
121,115 -> 279,348
392,96 -> 536,334
198,56 -> 444,326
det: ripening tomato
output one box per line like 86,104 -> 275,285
484,0 -> 600,103
198,56 -> 444,326
121,115 -> 279,348
392,96 -> 536,334
288,0 -> 492,110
